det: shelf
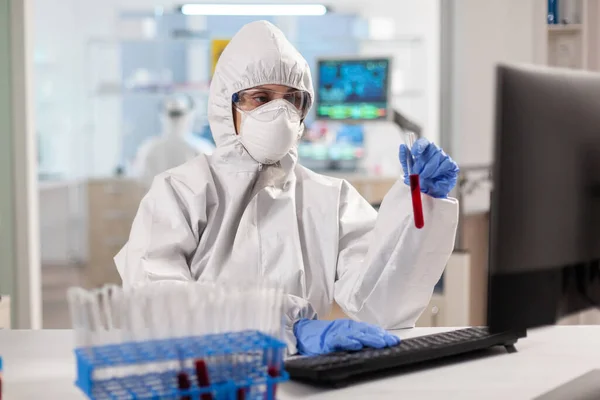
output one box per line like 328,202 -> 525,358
94,82 -> 210,96
87,36 -> 210,45
548,24 -> 583,33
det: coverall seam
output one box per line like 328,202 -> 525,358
141,196 -> 158,284
256,193 -> 264,276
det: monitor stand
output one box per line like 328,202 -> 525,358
534,370 -> 600,400
393,109 -> 422,137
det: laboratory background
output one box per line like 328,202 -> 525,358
1,0 -> 600,332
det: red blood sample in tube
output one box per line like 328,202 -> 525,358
236,387 -> 246,400
177,371 -> 192,400
194,359 -> 213,400
409,174 -> 424,229
266,366 -> 280,400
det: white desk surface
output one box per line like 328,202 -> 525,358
1,326 -> 599,399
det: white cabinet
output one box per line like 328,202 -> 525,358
38,178 -> 144,288
39,180 -> 87,266
544,0 -> 600,71
85,178 -> 144,288
416,252 -> 473,327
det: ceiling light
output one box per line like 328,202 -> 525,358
180,4 -> 328,16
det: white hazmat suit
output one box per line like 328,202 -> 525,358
133,95 -> 200,187
115,21 -> 459,353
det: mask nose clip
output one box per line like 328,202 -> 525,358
272,104 -> 296,119
239,99 -> 302,123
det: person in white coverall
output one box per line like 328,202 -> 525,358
133,94 -> 200,187
115,20 -> 460,356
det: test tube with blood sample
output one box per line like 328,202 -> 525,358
404,131 -> 424,229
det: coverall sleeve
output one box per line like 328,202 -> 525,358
114,174 -> 204,288
333,179 -> 459,329
282,294 -> 318,355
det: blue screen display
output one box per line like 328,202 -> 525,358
316,58 -> 390,121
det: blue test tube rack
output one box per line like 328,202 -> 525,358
74,330 -> 289,400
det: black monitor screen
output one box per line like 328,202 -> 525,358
316,58 -> 390,121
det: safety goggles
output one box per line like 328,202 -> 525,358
232,88 -> 310,120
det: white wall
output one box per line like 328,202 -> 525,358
34,0 -> 442,264
447,0 -> 547,213
39,181 -> 87,265
349,0 -> 440,177
352,0 -> 441,143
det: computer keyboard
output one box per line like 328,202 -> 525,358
284,327 -> 526,386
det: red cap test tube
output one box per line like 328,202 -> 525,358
405,132 -> 424,229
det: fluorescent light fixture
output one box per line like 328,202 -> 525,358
180,4 -> 328,16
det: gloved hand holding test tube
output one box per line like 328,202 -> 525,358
399,133 -> 460,230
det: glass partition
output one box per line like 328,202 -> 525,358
59,11 -> 427,178
34,6 -> 431,328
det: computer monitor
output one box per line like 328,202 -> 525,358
315,57 -> 391,121
487,64 -> 600,334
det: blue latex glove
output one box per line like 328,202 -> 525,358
293,318 -> 400,356
399,138 -> 460,199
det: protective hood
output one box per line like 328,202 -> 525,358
208,20 -> 314,170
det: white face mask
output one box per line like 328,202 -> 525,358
238,99 -> 303,165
